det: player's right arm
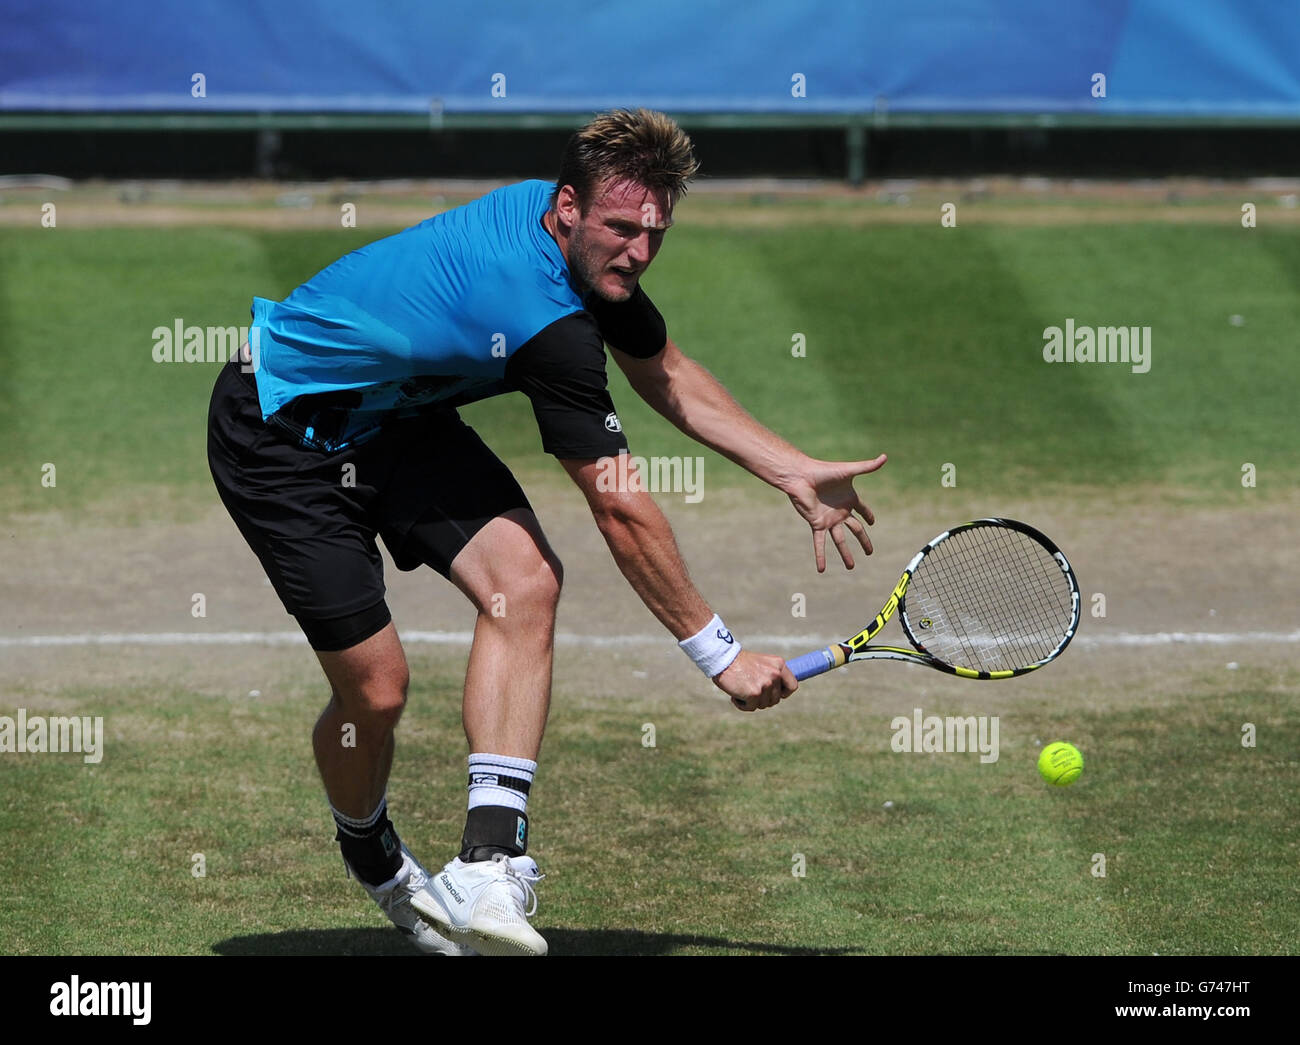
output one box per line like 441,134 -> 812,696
504,310 -> 793,710
559,457 -> 796,711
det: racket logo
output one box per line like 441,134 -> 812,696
918,617 -> 934,630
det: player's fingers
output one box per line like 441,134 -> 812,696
849,453 -> 887,477
845,515 -> 874,555
812,528 -> 827,573
732,696 -> 754,712
831,523 -> 855,570
830,455 -> 885,480
854,494 -> 876,527
753,671 -> 780,709
780,664 -> 798,695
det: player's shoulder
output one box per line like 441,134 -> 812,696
510,311 -> 605,371
426,179 -> 555,242
584,285 -> 667,359
447,180 -> 571,282
481,179 -> 555,213
412,179 -> 584,345
506,284 -> 669,364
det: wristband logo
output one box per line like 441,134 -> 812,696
717,629 -> 734,644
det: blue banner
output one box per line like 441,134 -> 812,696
2,0 -> 1298,116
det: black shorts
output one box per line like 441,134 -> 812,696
207,359 -> 530,652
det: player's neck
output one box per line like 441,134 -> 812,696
541,209 -> 582,292
541,209 -> 560,249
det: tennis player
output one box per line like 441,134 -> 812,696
207,109 -> 886,956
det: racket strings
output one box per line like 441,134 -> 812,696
906,525 -> 1075,671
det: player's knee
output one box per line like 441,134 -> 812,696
499,552 -> 562,622
529,551 -> 563,612
358,680 -> 408,730
332,668 -> 408,728
542,550 -> 564,600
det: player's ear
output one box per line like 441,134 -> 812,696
553,184 -> 582,228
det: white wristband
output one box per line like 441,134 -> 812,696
679,614 -> 742,678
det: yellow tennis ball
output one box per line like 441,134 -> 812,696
1038,742 -> 1084,786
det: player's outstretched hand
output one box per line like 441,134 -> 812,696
785,454 -> 888,572
714,650 -> 797,712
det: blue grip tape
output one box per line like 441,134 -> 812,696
788,648 -> 836,681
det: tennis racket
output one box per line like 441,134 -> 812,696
787,518 -> 1079,681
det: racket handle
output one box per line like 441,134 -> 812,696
788,648 -> 839,681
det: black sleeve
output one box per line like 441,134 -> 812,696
504,312 -> 630,459
583,284 -> 667,359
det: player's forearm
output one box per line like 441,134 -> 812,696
641,348 -> 809,493
588,491 -> 714,640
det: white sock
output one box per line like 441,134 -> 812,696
467,753 -> 536,814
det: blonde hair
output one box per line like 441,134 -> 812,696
553,108 -> 699,211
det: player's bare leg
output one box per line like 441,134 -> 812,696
412,508 -> 558,955
449,508 -> 563,760
312,621 -> 409,818
311,621 -> 472,954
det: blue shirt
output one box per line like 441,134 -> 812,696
249,180 -> 595,450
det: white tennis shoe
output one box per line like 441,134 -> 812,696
412,853 -> 548,956
349,847 -> 477,956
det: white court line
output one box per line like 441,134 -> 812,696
1,629 -> 1298,649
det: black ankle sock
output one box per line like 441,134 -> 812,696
334,803 -> 403,887
462,845 -> 513,862
459,805 -> 528,862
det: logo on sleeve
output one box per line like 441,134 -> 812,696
604,412 -> 622,432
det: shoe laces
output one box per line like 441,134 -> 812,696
492,854 -> 543,918
346,853 -> 419,916
404,859 -> 429,893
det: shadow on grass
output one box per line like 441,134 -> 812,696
214,928 -> 852,956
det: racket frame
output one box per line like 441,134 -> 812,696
788,518 -> 1080,681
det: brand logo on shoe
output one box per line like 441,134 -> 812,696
439,874 -> 467,907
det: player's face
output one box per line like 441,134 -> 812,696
566,179 -> 673,302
